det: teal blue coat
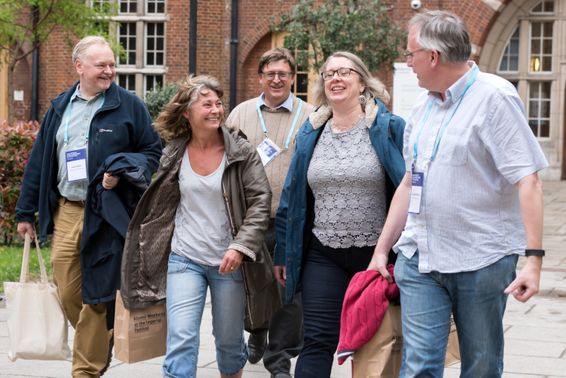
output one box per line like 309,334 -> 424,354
274,98 -> 405,303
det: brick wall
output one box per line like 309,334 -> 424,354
165,0 -> 190,84
16,0 -> 501,120
38,30 -> 77,118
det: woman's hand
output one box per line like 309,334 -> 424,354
274,265 -> 287,287
219,249 -> 244,274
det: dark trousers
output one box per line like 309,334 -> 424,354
294,235 -> 374,378
254,219 -> 304,375
263,289 -> 303,374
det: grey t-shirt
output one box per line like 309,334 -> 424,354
171,150 -> 232,266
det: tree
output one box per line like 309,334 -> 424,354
0,0 -> 115,120
270,0 -> 406,72
145,83 -> 180,122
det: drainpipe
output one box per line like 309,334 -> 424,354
229,0 -> 238,110
189,0 -> 197,74
30,5 -> 40,121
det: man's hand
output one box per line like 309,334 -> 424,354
102,172 -> 120,190
504,256 -> 542,302
219,249 -> 244,275
274,265 -> 286,286
17,222 -> 36,240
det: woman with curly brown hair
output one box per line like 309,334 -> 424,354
121,75 -> 278,378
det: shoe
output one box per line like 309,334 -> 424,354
247,330 -> 268,364
100,333 -> 114,376
271,373 -> 292,378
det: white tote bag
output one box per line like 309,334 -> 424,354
3,234 -> 72,361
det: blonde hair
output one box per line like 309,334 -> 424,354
313,51 -> 390,106
154,75 -> 225,142
72,36 -> 111,63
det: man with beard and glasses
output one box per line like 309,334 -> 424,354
16,36 -> 161,377
226,47 -> 314,378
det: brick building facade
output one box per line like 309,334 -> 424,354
1,0 -> 565,179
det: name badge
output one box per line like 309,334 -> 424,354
408,171 -> 424,214
66,148 -> 88,182
256,137 -> 281,166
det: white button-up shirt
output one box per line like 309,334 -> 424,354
394,62 -> 548,273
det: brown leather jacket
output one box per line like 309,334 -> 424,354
121,126 -> 281,331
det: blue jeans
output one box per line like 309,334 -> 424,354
395,252 -> 517,378
163,253 -> 247,378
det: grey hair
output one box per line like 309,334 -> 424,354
409,10 -> 471,63
72,36 -> 112,63
313,51 -> 390,107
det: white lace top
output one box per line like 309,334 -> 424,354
307,118 -> 387,249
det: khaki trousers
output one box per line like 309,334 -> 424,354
52,199 -> 110,378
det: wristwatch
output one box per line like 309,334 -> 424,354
525,249 -> 545,257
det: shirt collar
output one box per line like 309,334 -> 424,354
72,85 -> 104,103
442,61 -> 478,104
258,93 -> 294,112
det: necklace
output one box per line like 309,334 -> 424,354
330,113 -> 364,133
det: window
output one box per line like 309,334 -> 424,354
532,0 -> 554,13
488,0 -> 558,140
111,0 -> 167,97
293,49 -> 309,101
272,33 -> 315,103
118,22 -> 137,66
529,21 -> 553,72
528,81 -> 551,138
145,23 -> 165,66
147,0 -> 165,13
118,74 -> 136,93
498,27 -> 519,72
145,75 -> 164,94
119,0 -> 137,13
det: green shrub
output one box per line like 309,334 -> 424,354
0,120 -> 39,244
145,83 -> 180,121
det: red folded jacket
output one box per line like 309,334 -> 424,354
336,265 -> 399,364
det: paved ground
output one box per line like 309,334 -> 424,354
1,180 -> 565,377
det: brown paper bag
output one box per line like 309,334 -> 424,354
114,290 -> 167,363
352,305 -> 403,378
445,318 -> 460,366
351,307 -> 461,377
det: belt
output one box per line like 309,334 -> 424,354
61,198 -> 85,207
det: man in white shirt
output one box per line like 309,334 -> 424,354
368,10 -> 547,377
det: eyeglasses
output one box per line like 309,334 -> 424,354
321,67 -> 361,81
403,48 -> 427,59
261,71 -> 293,80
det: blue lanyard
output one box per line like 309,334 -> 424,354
256,97 -> 303,150
413,65 -> 478,164
63,93 -> 105,145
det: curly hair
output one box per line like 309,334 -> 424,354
154,75 -> 224,142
